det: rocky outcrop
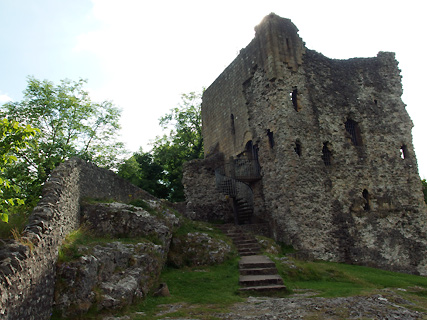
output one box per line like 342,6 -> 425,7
55,241 -> 165,317
81,202 -> 179,247
168,232 -> 233,268
0,158 -> 157,320
53,201 -> 179,318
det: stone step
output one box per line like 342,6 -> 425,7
239,274 -> 284,287
239,251 -> 260,256
239,255 -> 276,269
239,284 -> 287,292
240,267 -> 278,275
238,249 -> 261,255
238,245 -> 260,252
237,242 -> 260,249
234,240 -> 259,246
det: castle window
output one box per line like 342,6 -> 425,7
345,119 -> 362,146
322,142 -> 332,166
267,129 -> 274,148
362,189 -> 370,211
231,114 -> 235,135
294,140 -> 302,156
400,145 -> 408,159
290,88 -> 300,112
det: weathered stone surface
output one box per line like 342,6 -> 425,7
54,241 -> 166,317
256,237 -> 280,255
218,291 -> 425,319
186,13 -> 427,275
81,202 -> 179,247
183,153 -> 234,222
168,232 -> 232,267
0,158 -> 161,319
54,201 -> 180,317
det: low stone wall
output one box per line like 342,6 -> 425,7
0,158 -> 154,320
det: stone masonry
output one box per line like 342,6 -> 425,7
185,13 -> 427,275
0,158 -> 156,319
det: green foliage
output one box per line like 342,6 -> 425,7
422,179 -> 427,204
0,118 -> 38,223
0,76 -> 125,208
119,91 -> 203,202
118,150 -> 169,199
151,92 -> 204,202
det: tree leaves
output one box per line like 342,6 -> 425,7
119,91 -> 204,202
0,76 -> 125,218
0,118 -> 38,222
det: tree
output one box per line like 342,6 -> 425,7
0,76 -> 125,204
118,149 -> 169,199
0,118 -> 38,222
119,91 -> 203,202
151,91 -> 204,201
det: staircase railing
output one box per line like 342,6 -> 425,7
215,167 -> 255,224
223,159 -> 261,182
215,167 -> 237,197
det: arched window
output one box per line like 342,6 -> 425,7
345,119 -> 363,146
322,142 -> 332,166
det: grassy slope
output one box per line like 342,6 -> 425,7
53,207 -> 427,320
101,227 -> 427,320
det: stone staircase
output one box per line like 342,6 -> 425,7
219,224 -> 286,292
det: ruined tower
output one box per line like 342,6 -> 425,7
184,13 -> 427,275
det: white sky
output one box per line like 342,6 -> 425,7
0,0 -> 426,177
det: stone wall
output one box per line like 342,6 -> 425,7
198,13 -> 427,275
0,158 -> 155,319
182,153 -> 234,222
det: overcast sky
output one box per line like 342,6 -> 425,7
0,0 -> 426,177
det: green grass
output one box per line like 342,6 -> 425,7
173,217 -> 230,243
52,216 -> 427,319
274,257 -> 427,298
118,257 -> 243,320
57,226 -> 160,263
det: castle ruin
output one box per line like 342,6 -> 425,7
183,13 -> 427,275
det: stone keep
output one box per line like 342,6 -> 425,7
199,13 -> 427,274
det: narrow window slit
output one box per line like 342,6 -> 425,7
322,142 -> 332,166
230,114 -> 235,135
345,119 -> 362,146
294,140 -> 302,156
290,87 -> 301,112
267,129 -> 274,148
400,145 -> 408,159
362,189 -> 370,211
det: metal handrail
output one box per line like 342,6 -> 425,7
222,159 -> 261,181
215,168 -> 254,224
